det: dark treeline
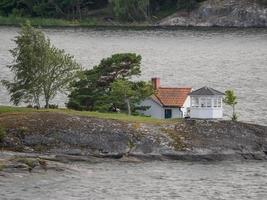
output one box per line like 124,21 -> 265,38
0,0 -> 109,19
0,0 -> 207,21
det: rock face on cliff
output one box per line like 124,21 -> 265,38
159,0 -> 267,27
1,112 -> 267,161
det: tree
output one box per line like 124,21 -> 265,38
40,45 -> 81,108
1,21 -> 47,107
177,0 -> 198,12
1,21 -> 80,108
111,0 -> 150,22
110,79 -> 135,115
0,0 -> 109,19
223,90 -> 238,121
110,79 -> 153,115
67,53 -> 142,111
258,0 -> 267,6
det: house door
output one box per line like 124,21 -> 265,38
165,109 -> 172,119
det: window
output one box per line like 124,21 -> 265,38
218,98 -> 222,107
215,98 -> 218,107
200,97 -> 206,107
195,97 -> 199,107
207,98 -> 212,107
191,97 -> 199,107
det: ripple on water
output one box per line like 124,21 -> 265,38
0,27 -> 266,125
0,161 -> 267,200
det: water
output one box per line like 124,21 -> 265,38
0,27 -> 267,125
1,161 -> 267,200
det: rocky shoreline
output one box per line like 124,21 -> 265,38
0,112 -> 267,169
0,111 -> 267,175
159,0 -> 267,27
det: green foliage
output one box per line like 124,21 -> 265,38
1,21 -> 81,108
16,127 -> 29,140
0,0 -> 207,23
161,128 -> 186,151
127,140 -> 136,152
258,0 -> 267,6
14,157 -> 39,171
111,0 -> 150,22
0,0 -> 109,19
0,126 -> 6,143
232,113 -> 238,122
0,16 -> 85,26
224,90 -> 238,121
110,79 -> 153,115
67,53 -> 142,111
177,0 -> 197,11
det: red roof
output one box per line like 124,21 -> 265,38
152,87 -> 192,107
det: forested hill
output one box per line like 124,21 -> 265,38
0,0 -> 267,26
2,0 -> 184,22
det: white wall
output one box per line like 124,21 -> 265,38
169,107 -> 183,118
138,99 -> 183,119
139,99 -> 164,119
190,107 -> 223,119
189,95 -> 224,119
181,96 -> 191,117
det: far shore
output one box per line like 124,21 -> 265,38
1,16 -> 267,29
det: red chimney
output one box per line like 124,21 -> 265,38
151,77 -> 160,90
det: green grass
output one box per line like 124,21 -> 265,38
0,16 -> 99,27
152,6 -> 178,21
0,106 -> 177,124
0,106 -> 35,114
0,16 -> 153,28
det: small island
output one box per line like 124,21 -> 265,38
0,106 -> 267,175
0,19 -> 267,176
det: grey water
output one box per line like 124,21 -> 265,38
0,27 -> 267,125
1,161 -> 267,200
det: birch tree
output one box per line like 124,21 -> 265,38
1,21 -> 81,108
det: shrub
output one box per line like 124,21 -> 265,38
258,0 -> 267,6
0,126 -> 6,143
48,104 -> 58,109
16,126 -> 29,139
177,0 -> 205,12
232,113 -> 238,122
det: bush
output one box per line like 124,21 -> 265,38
16,126 -> 29,139
177,0 -> 206,11
232,113 -> 238,122
0,126 -> 6,143
111,0 -> 149,22
48,104 -> 58,109
258,0 -> 267,6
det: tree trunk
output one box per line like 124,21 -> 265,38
76,0 -> 82,20
45,95 -> 50,109
126,98 -> 131,115
232,104 -> 236,121
33,93 -> 40,108
233,104 -> 235,116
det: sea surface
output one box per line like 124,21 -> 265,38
1,161 -> 267,200
0,27 -> 267,125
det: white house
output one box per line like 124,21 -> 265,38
189,86 -> 225,119
138,78 -> 192,119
